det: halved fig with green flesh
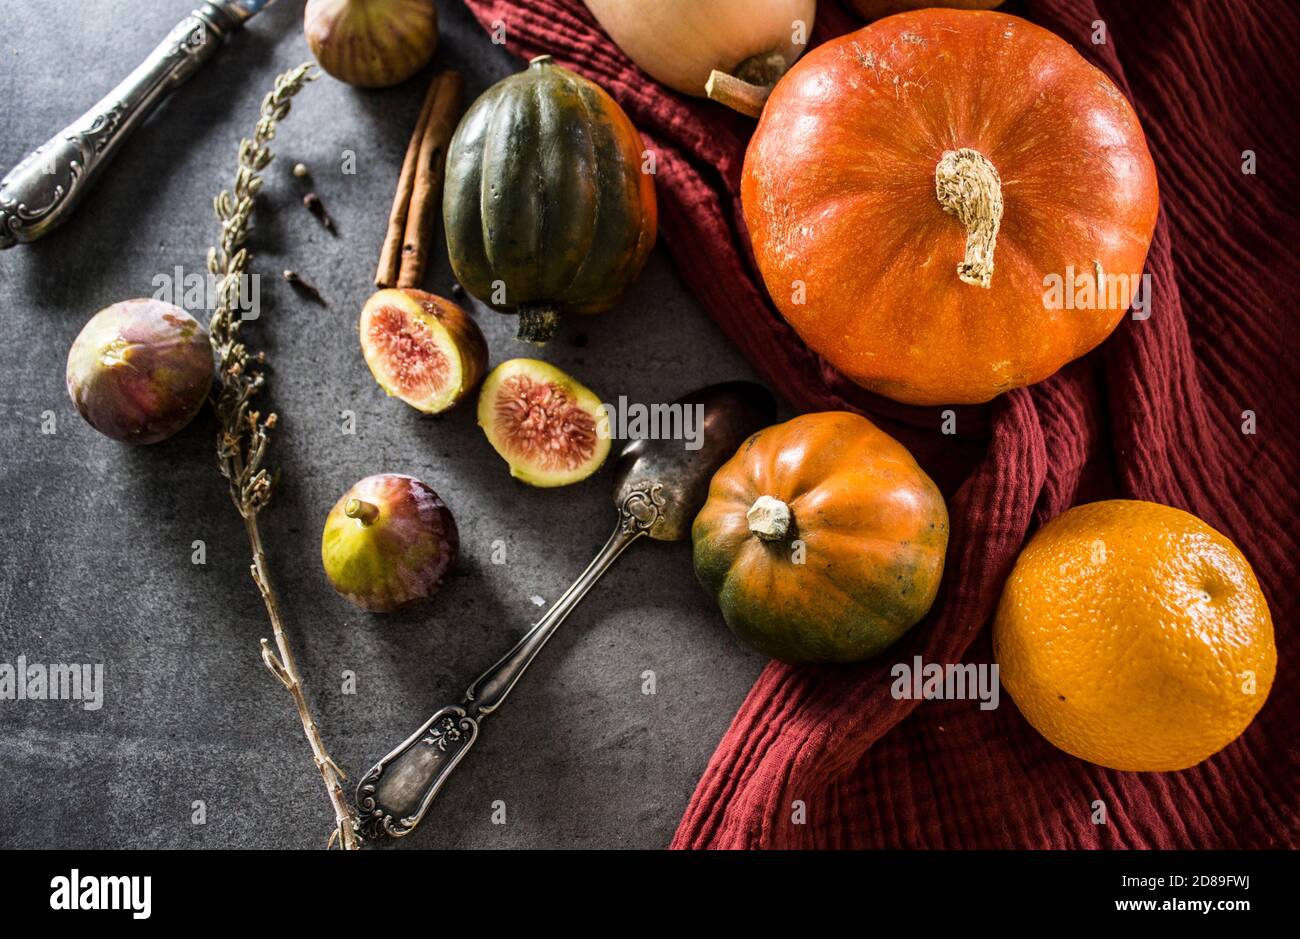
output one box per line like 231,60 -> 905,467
359,288 -> 488,414
477,358 -> 611,487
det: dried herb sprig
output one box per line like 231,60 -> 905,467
207,63 -> 360,850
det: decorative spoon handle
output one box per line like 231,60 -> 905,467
355,483 -> 667,841
0,2 -> 260,249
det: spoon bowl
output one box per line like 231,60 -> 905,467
613,381 -> 777,541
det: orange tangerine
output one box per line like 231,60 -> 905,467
993,500 -> 1275,772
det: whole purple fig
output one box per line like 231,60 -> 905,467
321,473 -> 459,612
305,0 -> 438,89
66,299 -> 214,445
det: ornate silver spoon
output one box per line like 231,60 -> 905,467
355,381 -> 776,841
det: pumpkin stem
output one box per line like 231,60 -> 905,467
516,304 -> 560,344
345,499 -> 379,527
747,495 -> 792,542
705,51 -> 789,118
934,148 -> 1003,289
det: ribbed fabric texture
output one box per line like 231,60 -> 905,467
460,0 -> 1300,848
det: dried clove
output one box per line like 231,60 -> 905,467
303,191 -> 336,234
283,269 -> 327,306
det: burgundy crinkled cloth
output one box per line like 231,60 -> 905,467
460,0 -> 1300,848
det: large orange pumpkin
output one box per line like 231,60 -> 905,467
850,0 -> 1001,20
692,412 -> 948,664
743,10 -> 1159,405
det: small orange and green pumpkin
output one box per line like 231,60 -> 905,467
692,412 -> 948,664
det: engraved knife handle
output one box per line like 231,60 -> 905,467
355,485 -> 666,841
0,3 -> 244,249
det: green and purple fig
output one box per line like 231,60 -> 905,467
321,473 -> 459,612
305,0 -> 438,89
66,299 -> 214,445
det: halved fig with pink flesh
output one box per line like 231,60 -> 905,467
477,358 -> 611,488
359,288 -> 488,414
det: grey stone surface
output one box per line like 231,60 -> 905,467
0,0 -> 770,849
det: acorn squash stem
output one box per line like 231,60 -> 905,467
747,495 -> 792,541
516,304 -> 560,343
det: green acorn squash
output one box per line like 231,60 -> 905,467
443,56 -> 657,343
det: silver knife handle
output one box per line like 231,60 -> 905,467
0,2 -> 241,249
354,485 -> 665,841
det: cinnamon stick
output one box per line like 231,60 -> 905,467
397,71 -> 464,289
375,75 -> 442,288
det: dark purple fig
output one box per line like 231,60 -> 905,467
66,299 -> 214,445
321,473 -> 459,612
